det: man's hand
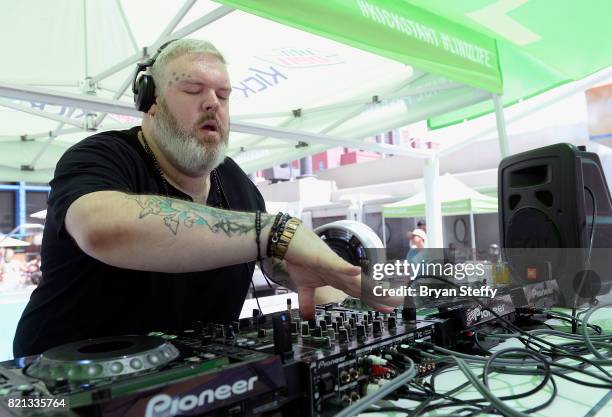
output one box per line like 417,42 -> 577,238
283,225 -> 400,318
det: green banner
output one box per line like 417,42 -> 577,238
216,0 -> 502,93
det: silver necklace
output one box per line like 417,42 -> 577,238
138,130 -> 223,207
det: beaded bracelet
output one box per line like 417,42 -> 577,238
268,213 -> 291,257
266,212 -> 284,257
255,210 -> 263,264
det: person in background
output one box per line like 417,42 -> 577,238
416,219 -> 427,234
406,219 -> 428,247
405,228 -> 427,264
1,249 -> 23,291
24,255 -> 42,286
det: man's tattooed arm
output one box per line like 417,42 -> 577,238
126,194 -> 273,236
127,195 -> 297,289
261,257 -> 297,292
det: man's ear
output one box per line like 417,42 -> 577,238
148,101 -> 157,117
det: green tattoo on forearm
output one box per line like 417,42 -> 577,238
126,195 -> 272,236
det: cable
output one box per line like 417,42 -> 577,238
333,358 -> 416,417
478,328 -> 610,342
542,309 -> 602,334
393,354 -> 557,417
385,350 -> 563,417
453,356 -> 534,417
413,274 -> 591,356
472,331 -> 492,355
428,362 -> 556,408
426,345 -> 612,386
249,277 -> 264,316
480,333 -> 612,380
581,302 -> 612,360
572,185 -> 597,334
482,348 -> 551,399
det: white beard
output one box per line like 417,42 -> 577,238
152,98 -> 228,176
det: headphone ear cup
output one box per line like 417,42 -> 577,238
134,74 -> 156,112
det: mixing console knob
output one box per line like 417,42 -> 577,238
232,321 -> 240,333
402,306 -> 416,323
258,329 -> 267,338
339,328 -> 349,344
291,321 -> 299,334
373,320 -> 383,337
323,336 -> 332,349
336,316 -> 343,324
332,321 -> 340,333
349,318 -> 355,328
215,326 -> 225,338
356,324 -> 366,342
308,319 -> 317,329
200,335 -> 213,345
312,326 -> 323,338
344,323 -> 353,338
325,314 -> 333,325
388,317 -> 397,332
226,325 -> 235,339
326,328 -> 335,341
319,320 -> 327,331
301,322 -> 310,337
340,312 -> 347,321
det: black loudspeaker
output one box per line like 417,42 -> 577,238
132,40 -> 177,112
498,143 -> 612,307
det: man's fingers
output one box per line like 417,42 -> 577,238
328,273 -> 361,299
298,287 -> 316,319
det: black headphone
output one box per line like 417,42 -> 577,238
132,40 -> 177,113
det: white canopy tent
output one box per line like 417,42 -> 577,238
382,174 -> 498,248
0,0 -> 494,181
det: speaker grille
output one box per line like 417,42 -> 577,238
506,208 -> 561,248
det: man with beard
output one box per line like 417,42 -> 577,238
13,39 -> 397,357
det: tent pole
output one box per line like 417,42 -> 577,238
469,211 -> 476,249
381,216 -> 387,248
493,94 -> 510,158
423,156 -> 443,247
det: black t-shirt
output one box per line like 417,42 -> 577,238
13,127 -> 265,357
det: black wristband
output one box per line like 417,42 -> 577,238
255,210 -> 263,263
269,213 -> 291,259
267,212 -> 287,257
